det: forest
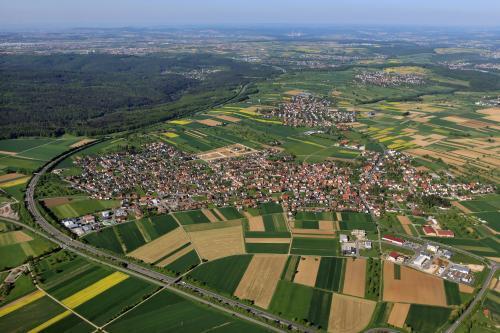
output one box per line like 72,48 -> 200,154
0,53 -> 277,138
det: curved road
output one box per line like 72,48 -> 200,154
23,143 -> 313,333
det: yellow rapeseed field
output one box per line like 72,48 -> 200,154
62,271 -> 128,309
0,176 -> 30,188
163,132 -> 179,138
28,310 -> 72,333
0,290 -> 45,318
169,119 -> 192,125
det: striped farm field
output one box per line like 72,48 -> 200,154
0,295 -> 74,333
234,255 -> 287,308
61,271 -> 129,308
315,257 -> 345,292
28,310 -> 72,333
0,290 -> 45,318
0,176 -> 30,188
73,276 -> 158,326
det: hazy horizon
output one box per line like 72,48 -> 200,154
1,0 -> 500,31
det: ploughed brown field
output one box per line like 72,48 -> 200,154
383,261 -> 447,306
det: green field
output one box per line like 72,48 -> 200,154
165,250 -> 200,274
50,198 -> 120,219
308,289 -> 332,329
262,213 -> 289,232
290,237 -> 339,256
105,290 -> 269,333
187,255 -> 253,295
294,220 -> 320,229
295,211 -> 337,221
149,214 -> 179,233
83,227 -> 124,254
405,304 -> 451,333
315,257 -> 345,292
339,212 -> 376,231
74,277 -> 158,326
173,210 -> 210,225
116,222 -> 146,253
245,242 -> 290,254
0,229 -> 58,270
258,202 -> 283,214
282,255 -> 300,281
269,280 -> 313,321
40,314 -> 94,333
474,211 -> 500,232
0,274 -> 36,306
216,207 -> 243,220
444,280 -> 462,306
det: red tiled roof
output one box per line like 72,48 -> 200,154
422,226 -> 436,235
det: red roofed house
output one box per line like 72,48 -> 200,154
422,226 -> 437,236
436,229 -> 455,238
382,235 -> 404,246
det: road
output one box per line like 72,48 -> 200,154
22,143 -> 313,333
445,262 -> 498,333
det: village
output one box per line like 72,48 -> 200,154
260,94 -> 357,127
58,141 -> 494,237
355,70 -> 425,87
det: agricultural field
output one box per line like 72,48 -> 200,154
290,237 -> 339,256
0,226 -> 58,270
383,261 -> 447,306
49,197 -> 120,219
105,290 -> 270,333
186,220 -> 245,261
187,255 -> 253,295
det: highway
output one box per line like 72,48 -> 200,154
23,143 -> 313,333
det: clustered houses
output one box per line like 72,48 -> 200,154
355,71 -> 425,87
68,142 -> 494,218
261,95 -> 356,127
358,150 -> 494,216
69,142 -> 362,214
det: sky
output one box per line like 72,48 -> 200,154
1,0 -> 500,30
